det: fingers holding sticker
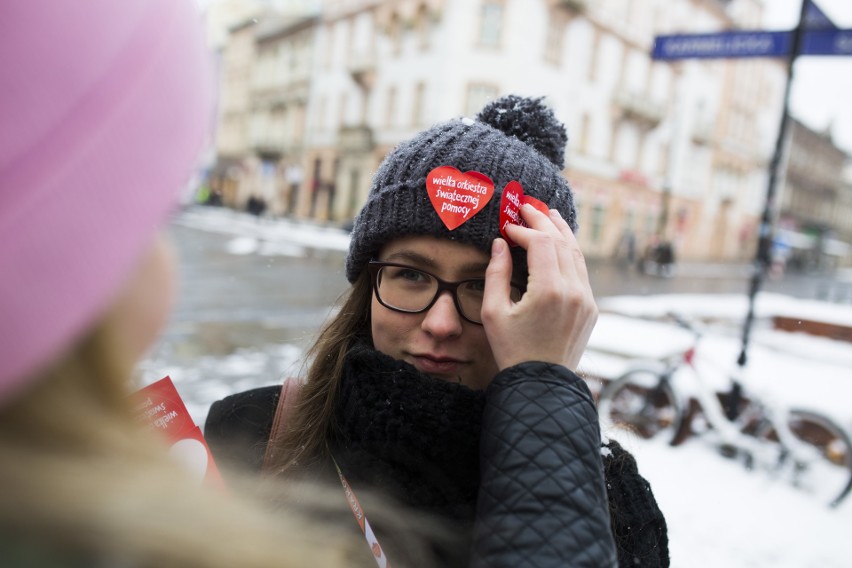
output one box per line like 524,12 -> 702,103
498,181 -> 549,246
484,192 -> 597,373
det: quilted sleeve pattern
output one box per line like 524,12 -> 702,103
471,362 -> 617,568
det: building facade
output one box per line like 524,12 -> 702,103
205,0 -> 848,265
778,118 -> 852,270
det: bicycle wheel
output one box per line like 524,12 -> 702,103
598,369 -> 681,443
787,409 -> 852,508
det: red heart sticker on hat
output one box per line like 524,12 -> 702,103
426,166 -> 494,230
499,181 -> 549,246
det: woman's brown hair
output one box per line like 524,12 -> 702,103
264,269 -> 373,474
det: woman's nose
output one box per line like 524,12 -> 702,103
420,291 -> 463,339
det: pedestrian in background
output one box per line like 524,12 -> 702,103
0,2 -> 432,566
206,95 -> 669,567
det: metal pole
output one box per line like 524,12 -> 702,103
737,0 -> 809,369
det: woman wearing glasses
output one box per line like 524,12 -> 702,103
206,96 -> 668,567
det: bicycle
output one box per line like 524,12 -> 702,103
596,312 -> 852,508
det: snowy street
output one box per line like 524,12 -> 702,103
142,206 -> 852,567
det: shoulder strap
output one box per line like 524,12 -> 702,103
262,377 -> 301,471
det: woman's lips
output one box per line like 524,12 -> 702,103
410,354 -> 464,376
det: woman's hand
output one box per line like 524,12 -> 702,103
482,204 -> 598,372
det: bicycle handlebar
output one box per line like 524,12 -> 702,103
665,311 -> 700,335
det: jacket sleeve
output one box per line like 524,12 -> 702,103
471,362 -> 617,568
203,385 -> 280,473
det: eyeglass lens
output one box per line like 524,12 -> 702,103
375,265 -> 520,323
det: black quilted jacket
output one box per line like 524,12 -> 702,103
472,362 -> 617,566
205,346 -> 666,567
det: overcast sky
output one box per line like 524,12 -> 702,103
762,0 -> 852,154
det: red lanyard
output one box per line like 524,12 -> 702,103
332,456 -> 392,568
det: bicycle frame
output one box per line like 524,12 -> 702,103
668,331 -> 827,470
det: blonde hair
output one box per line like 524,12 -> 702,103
0,316 -> 388,567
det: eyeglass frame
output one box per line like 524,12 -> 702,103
367,260 -> 523,326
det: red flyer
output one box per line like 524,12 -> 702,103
133,376 -> 225,490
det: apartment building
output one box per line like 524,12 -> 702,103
209,0 -> 792,262
211,17 -> 257,205
778,118 -> 852,269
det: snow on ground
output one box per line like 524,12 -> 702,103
584,295 -> 852,567
600,292 -> 852,329
177,206 -> 352,254
166,207 -> 852,567
617,433 -> 852,568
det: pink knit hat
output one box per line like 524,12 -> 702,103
0,0 -> 213,401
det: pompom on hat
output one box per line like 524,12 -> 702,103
0,0 -> 213,401
345,95 -> 576,282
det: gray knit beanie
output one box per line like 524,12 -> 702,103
345,95 -> 576,283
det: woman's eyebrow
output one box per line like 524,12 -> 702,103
382,250 -> 437,268
382,250 -> 489,275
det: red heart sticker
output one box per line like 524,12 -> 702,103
426,166 -> 494,230
499,181 -> 549,246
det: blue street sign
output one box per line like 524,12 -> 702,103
802,28 -> 852,56
653,28 -> 852,60
652,30 -> 792,60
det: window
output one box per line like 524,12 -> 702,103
385,86 -> 396,128
543,15 -> 564,65
609,123 -> 619,161
625,210 -> 635,231
579,113 -> 591,154
465,83 -> 498,117
588,29 -> 600,81
415,6 -> 431,50
645,211 -> 656,237
590,203 -> 606,244
412,82 -> 426,127
338,92 -> 348,128
658,142 -> 670,177
478,1 -> 503,47
294,103 -> 306,144
389,14 -> 402,55
317,96 -> 327,131
324,24 -> 335,69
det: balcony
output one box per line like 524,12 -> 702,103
376,0 -> 447,32
555,0 -> 589,13
691,120 -> 714,145
249,133 -> 286,157
338,125 -> 374,154
613,90 -> 665,130
347,50 -> 376,90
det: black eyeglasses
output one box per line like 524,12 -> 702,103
368,261 -> 522,325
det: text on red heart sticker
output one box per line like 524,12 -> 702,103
426,166 -> 494,230
499,181 -> 549,246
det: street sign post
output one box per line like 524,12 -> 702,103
649,0 -> 849,374
804,0 -> 838,29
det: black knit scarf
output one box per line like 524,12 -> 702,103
330,342 -> 669,567
331,342 -> 485,524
